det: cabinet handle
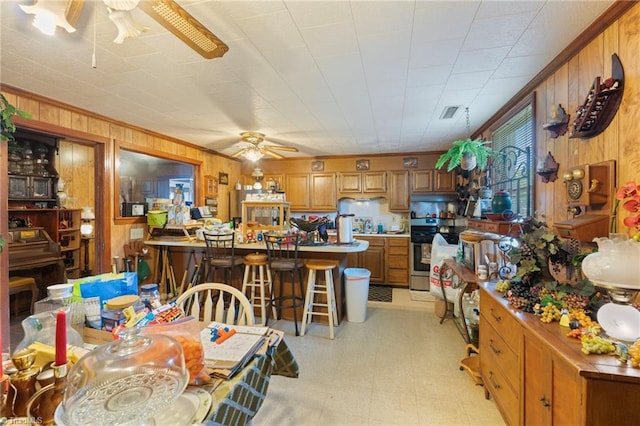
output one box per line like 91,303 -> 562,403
539,395 -> 551,407
489,339 -> 502,355
488,371 -> 501,390
490,308 -> 502,322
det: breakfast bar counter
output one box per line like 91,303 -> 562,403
144,238 -> 369,323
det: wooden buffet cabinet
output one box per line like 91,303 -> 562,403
479,282 -> 640,425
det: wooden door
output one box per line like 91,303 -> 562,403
359,237 -> 385,283
388,170 -> 409,211
285,174 -> 310,211
310,173 -> 336,210
411,170 -> 433,192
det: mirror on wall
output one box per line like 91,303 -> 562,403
115,143 -> 199,222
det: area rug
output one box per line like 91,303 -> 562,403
410,290 -> 436,302
368,285 -> 393,303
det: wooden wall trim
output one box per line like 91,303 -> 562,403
475,0 -> 635,137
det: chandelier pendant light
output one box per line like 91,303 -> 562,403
19,0 -> 85,35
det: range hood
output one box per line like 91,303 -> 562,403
338,195 -> 387,201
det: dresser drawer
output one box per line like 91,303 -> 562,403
481,360 -> 519,426
480,287 -> 522,354
480,320 -> 520,392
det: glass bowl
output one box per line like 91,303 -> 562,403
61,328 -> 188,426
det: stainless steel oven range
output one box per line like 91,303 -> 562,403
409,218 -> 459,291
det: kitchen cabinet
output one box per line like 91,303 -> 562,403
385,237 -> 409,286
348,236 -> 385,283
284,173 -> 310,210
387,170 -> 409,212
285,173 -> 336,211
411,169 -> 456,193
338,171 -> 386,195
479,282 -> 640,425
8,175 -> 56,202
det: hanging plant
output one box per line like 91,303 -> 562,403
435,107 -> 493,172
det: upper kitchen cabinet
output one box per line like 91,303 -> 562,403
411,170 -> 456,194
338,171 -> 386,197
388,170 -> 409,212
285,172 -> 336,211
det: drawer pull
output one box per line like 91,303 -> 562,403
489,371 -> 501,390
490,308 -> 502,322
489,339 -> 502,355
539,395 -> 551,408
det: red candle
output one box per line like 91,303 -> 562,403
55,310 -> 67,366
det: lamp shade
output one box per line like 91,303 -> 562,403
80,222 -> 94,237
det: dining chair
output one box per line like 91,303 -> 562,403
202,231 -> 244,287
175,282 -> 255,325
263,232 -> 305,335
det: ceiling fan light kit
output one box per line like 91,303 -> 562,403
231,132 -> 298,161
20,0 -> 85,35
107,8 -> 149,44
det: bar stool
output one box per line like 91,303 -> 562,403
264,232 -> 305,336
240,252 -> 276,325
301,260 -> 339,339
203,231 -> 244,287
9,276 -> 38,316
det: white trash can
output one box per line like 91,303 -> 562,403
345,268 -> 371,322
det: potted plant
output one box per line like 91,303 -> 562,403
435,138 -> 493,172
1,93 -> 31,253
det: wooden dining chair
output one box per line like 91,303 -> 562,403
175,282 -> 255,325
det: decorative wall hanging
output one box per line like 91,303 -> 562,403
311,160 -> 324,171
536,152 -> 559,183
570,53 -> 624,139
403,157 -> 418,168
218,172 -> 228,185
356,159 -> 370,171
542,104 -> 569,138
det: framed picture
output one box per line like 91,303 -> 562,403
143,180 -> 153,193
356,159 -> 370,171
403,157 -> 418,168
205,175 -> 218,197
218,172 -> 229,185
311,160 -> 324,172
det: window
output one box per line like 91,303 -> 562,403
115,143 -> 200,222
489,96 -> 535,218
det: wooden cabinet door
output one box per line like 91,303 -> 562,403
362,171 -> 386,192
285,173 -> 310,211
388,170 -> 409,211
411,170 -> 433,192
358,237 -> 385,283
551,354 -> 581,425
434,170 -> 456,192
338,172 -> 361,193
310,173 -> 336,211
524,331 -> 551,426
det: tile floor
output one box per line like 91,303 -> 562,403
254,288 -> 505,425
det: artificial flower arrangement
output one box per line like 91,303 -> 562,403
612,180 -> 640,240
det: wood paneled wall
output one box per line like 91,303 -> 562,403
0,88 -> 242,274
533,3 -> 640,231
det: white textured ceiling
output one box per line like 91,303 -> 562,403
0,0 -> 614,159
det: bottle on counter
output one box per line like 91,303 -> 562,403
377,221 -> 383,234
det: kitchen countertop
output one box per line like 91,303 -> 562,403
144,238 -> 369,253
326,230 -> 409,238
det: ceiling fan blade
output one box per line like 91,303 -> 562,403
265,145 -> 298,152
138,0 -> 229,59
262,148 -> 285,159
231,148 -> 248,158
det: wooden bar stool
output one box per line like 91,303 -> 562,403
301,260 -> 339,339
240,252 -> 276,325
9,276 -> 38,316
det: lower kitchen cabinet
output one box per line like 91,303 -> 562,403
348,236 -> 385,283
479,282 -> 640,425
385,237 -> 409,286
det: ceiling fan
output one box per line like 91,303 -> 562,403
19,0 -> 229,59
231,132 -> 299,161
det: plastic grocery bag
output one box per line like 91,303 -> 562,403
429,234 -> 462,309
